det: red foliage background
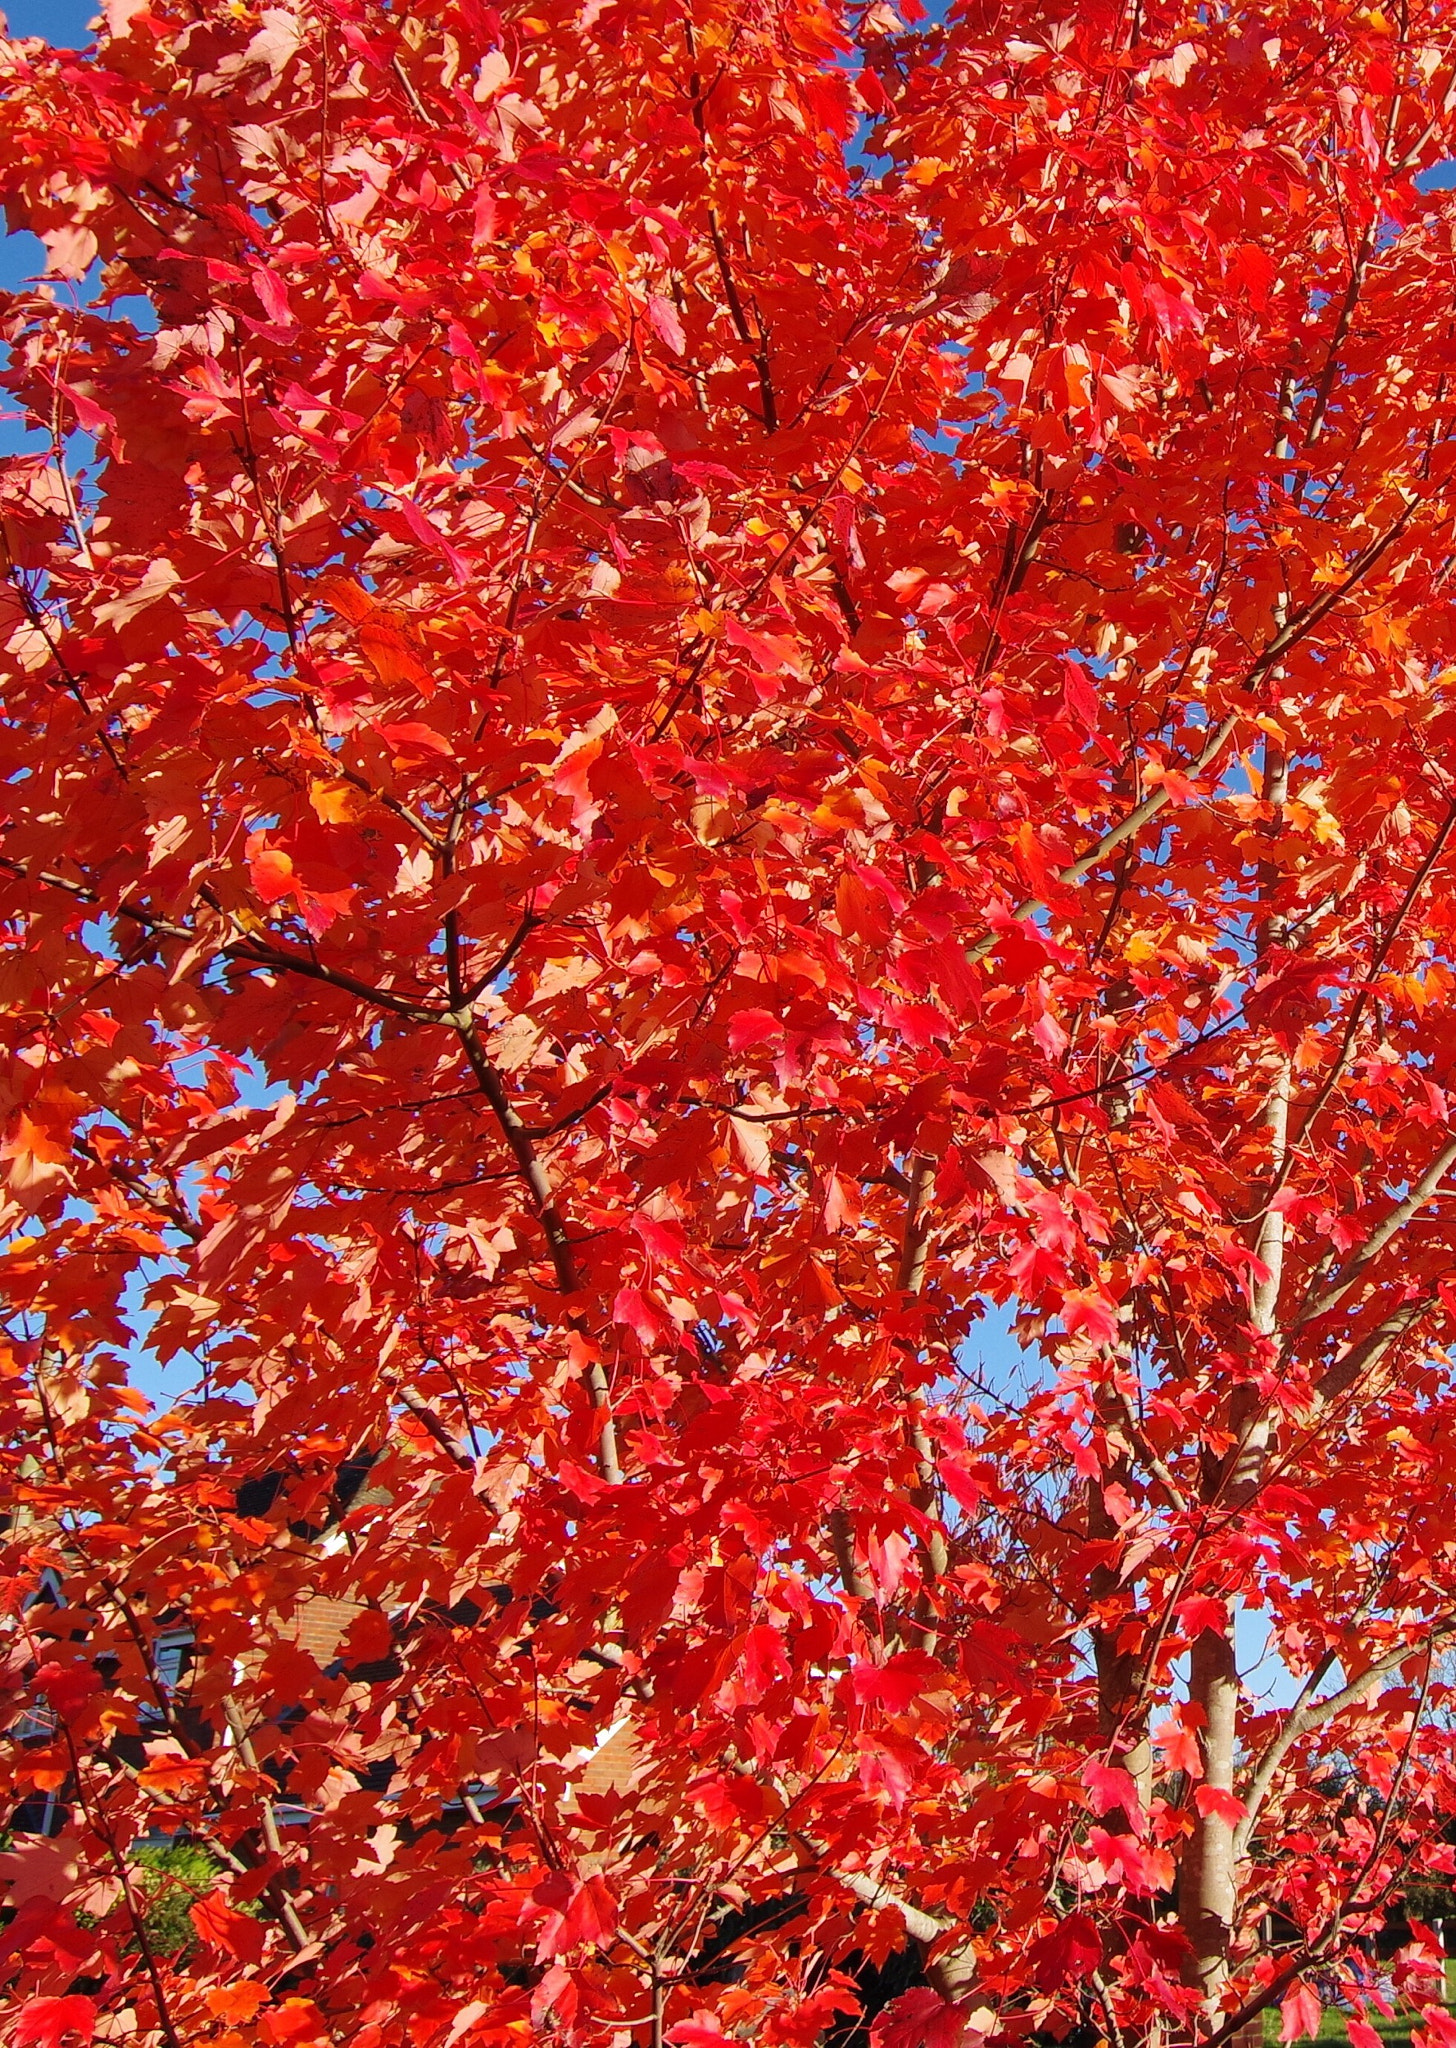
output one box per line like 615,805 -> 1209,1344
5,0 -> 1456,2044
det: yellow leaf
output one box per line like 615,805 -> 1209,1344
310,777 -> 367,824
207,1982 -> 270,2022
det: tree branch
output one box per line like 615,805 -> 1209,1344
453,1014 -> 623,1484
966,492 -> 1424,969
1310,1293 -> 1435,1408
396,1383 -> 474,1470
1235,1627 -> 1454,1857
1296,1131 -> 1456,1326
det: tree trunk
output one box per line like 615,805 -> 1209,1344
1178,739 -> 1290,2009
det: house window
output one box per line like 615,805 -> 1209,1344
9,1571 -> 70,1833
22,1566 -> 65,1612
140,1629 -> 194,1723
9,1786 -> 66,1837
11,1701 -> 57,1745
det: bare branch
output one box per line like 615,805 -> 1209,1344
396,1384 -> 474,1470
453,1014 -> 623,1484
1236,1628 -> 1455,1856
1311,1293 -> 1436,1408
1296,1131 -> 1456,1326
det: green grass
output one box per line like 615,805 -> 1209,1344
75,1842 -> 261,1959
129,1843 -> 231,1956
1263,1962 -> 1456,2047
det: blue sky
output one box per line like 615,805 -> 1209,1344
4,0 -> 95,42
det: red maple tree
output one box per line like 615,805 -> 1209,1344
5,1 -> 1456,2044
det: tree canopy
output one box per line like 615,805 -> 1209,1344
6,0 -> 1456,2044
